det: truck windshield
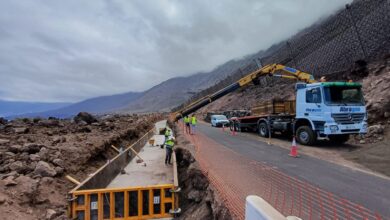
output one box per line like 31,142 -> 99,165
324,86 -> 364,106
214,115 -> 227,120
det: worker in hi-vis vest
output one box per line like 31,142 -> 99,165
184,115 -> 190,134
164,128 -> 170,147
191,115 -> 197,135
165,137 -> 175,164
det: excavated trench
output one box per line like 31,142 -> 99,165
175,147 -> 232,220
170,120 -> 232,220
72,124 -> 152,181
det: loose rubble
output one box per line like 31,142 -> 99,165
0,113 -> 162,220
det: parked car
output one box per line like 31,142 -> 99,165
211,115 -> 230,127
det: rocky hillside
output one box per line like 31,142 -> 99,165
0,113 -> 161,220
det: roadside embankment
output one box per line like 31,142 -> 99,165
171,121 -> 232,220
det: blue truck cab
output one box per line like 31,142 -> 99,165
294,82 -> 367,145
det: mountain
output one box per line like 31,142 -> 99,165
118,52 -> 265,113
19,53 -> 264,118
16,91 -> 142,118
0,100 -> 71,118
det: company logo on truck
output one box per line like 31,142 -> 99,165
306,108 -> 321,112
340,107 -> 360,112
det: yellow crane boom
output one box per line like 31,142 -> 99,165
174,64 -> 316,120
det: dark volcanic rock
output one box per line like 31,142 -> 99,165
0,117 -> 7,125
74,112 -> 98,125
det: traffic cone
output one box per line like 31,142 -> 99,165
289,137 -> 299,158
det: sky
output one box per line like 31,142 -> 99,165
0,0 -> 352,103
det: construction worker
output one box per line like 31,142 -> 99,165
164,128 -> 171,147
191,114 -> 197,135
165,137 -> 175,164
184,115 -> 190,134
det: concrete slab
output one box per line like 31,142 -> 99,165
107,120 -> 174,188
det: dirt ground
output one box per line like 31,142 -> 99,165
197,55 -> 390,178
0,113 -> 161,220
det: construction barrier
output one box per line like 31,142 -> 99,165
70,184 -> 176,220
68,127 -> 180,220
180,122 -> 385,220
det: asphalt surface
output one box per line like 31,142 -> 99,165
197,123 -> 390,217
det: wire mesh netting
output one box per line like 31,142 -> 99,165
178,0 -> 390,109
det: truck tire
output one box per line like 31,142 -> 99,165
296,126 -> 316,146
329,134 -> 349,144
258,122 -> 269,137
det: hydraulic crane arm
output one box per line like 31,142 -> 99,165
174,64 -> 316,121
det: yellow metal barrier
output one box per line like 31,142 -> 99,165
70,184 -> 176,220
68,123 -> 181,220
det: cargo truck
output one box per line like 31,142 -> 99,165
230,81 -> 367,145
174,64 -> 367,145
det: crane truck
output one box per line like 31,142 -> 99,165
174,64 -> 368,145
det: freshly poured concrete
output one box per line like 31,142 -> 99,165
107,120 -> 174,188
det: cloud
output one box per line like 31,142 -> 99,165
0,0 -> 352,102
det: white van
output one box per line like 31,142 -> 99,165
211,115 -> 230,127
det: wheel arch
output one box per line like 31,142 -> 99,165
294,118 -> 315,131
257,118 -> 268,126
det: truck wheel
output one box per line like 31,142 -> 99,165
296,126 -> 316,146
258,122 -> 269,137
329,134 -> 349,144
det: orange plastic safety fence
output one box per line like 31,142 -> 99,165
179,122 -> 384,220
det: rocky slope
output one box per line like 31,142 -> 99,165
0,113 -> 161,220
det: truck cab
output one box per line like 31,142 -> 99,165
295,82 -> 368,145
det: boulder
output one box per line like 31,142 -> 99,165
78,127 -> 91,133
8,144 -> 23,153
29,154 -> 41,161
0,138 -> 10,145
9,161 -> 27,173
38,119 -> 60,127
19,152 -> 30,161
0,117 -> 7,125
3,176 -> 17,186
13,127 -> 29,134
23,143 -> 43,153
188,190 -> 202,202
52,137 -> 62,145
38,147 -> 49,160
52,159 -> 64,167
367,124 -> 384,135
4,151 -> 16,158
0,195 -> 6,204
45,209 -> 58,220
54,167 -> 64,175
74,112 -> 98,124
34,161 -> 57,177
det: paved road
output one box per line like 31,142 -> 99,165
196,123 -> 390,217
